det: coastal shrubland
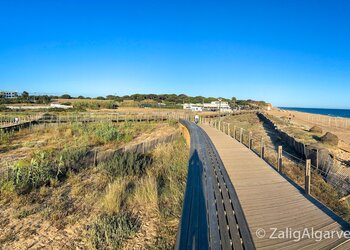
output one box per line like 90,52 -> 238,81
0,120 -> 188,249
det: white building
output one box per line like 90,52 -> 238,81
183,101 -> 232,113
0,91 -> 18,99
183,103 -> 203,112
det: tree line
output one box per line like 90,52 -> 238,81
1,91 -> 269,109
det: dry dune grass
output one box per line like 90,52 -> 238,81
0,121 -> 176,169
0,121 -> 188,249
102,179 -> 128,215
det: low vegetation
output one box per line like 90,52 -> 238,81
0,119 -> 188,249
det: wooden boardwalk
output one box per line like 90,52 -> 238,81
201,124 -> 350,250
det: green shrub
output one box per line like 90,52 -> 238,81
73,100 -> 118,110
0,129 -> 12,144
71,123 -> 124,144
99,152 -> 152,180
93,123 -> 121,143
5,146 -> 89,194
89,213 -> 140,249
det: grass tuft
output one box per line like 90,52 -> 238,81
89,213 -> 140,250
98,152 -> 152,179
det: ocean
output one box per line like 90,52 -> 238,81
279,107 -> 350,119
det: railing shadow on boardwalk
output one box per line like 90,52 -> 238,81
176,119 -> 255,250
175,149 -> 209,249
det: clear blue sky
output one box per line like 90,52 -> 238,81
0,0 -> 349,108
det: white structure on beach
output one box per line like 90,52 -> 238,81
183,101 -> 232,113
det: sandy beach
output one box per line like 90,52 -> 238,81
268,108 -> 350,152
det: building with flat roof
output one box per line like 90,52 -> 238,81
0,91 -> 18,99
183,101 -> 232,113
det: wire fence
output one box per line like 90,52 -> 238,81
306,113 -> 350,129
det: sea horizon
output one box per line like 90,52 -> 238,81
279,107 -> 350,119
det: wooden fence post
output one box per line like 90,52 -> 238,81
227,123 -> 230,136
316,149 -> 319,170
277,146 -> 283,172
260,138 -> 265,159
94,150 -> 98,166
305,159 -> 311,195
239,128 -> 243,143
249,131 -> 253,149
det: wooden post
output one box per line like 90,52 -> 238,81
316,149 -> 319,170
277,146 -> 283,172
239,128 -> 243,143
305,159 -> 311,195
249,131 -> 253,149
260,138 -> 265,159
227,123 -> 230,137
94,150 -> 98,166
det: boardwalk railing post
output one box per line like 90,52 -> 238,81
316,149 -> 319,171
277,146 -> 283,172
239,128 -> 243,143
305,159 -> 311,195
260,138 -> 265,159
249,131 -> 253,149
227,123 -> 230,137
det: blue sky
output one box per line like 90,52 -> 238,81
0,0 -> 350,108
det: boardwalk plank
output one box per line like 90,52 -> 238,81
201,124 -> 350,249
